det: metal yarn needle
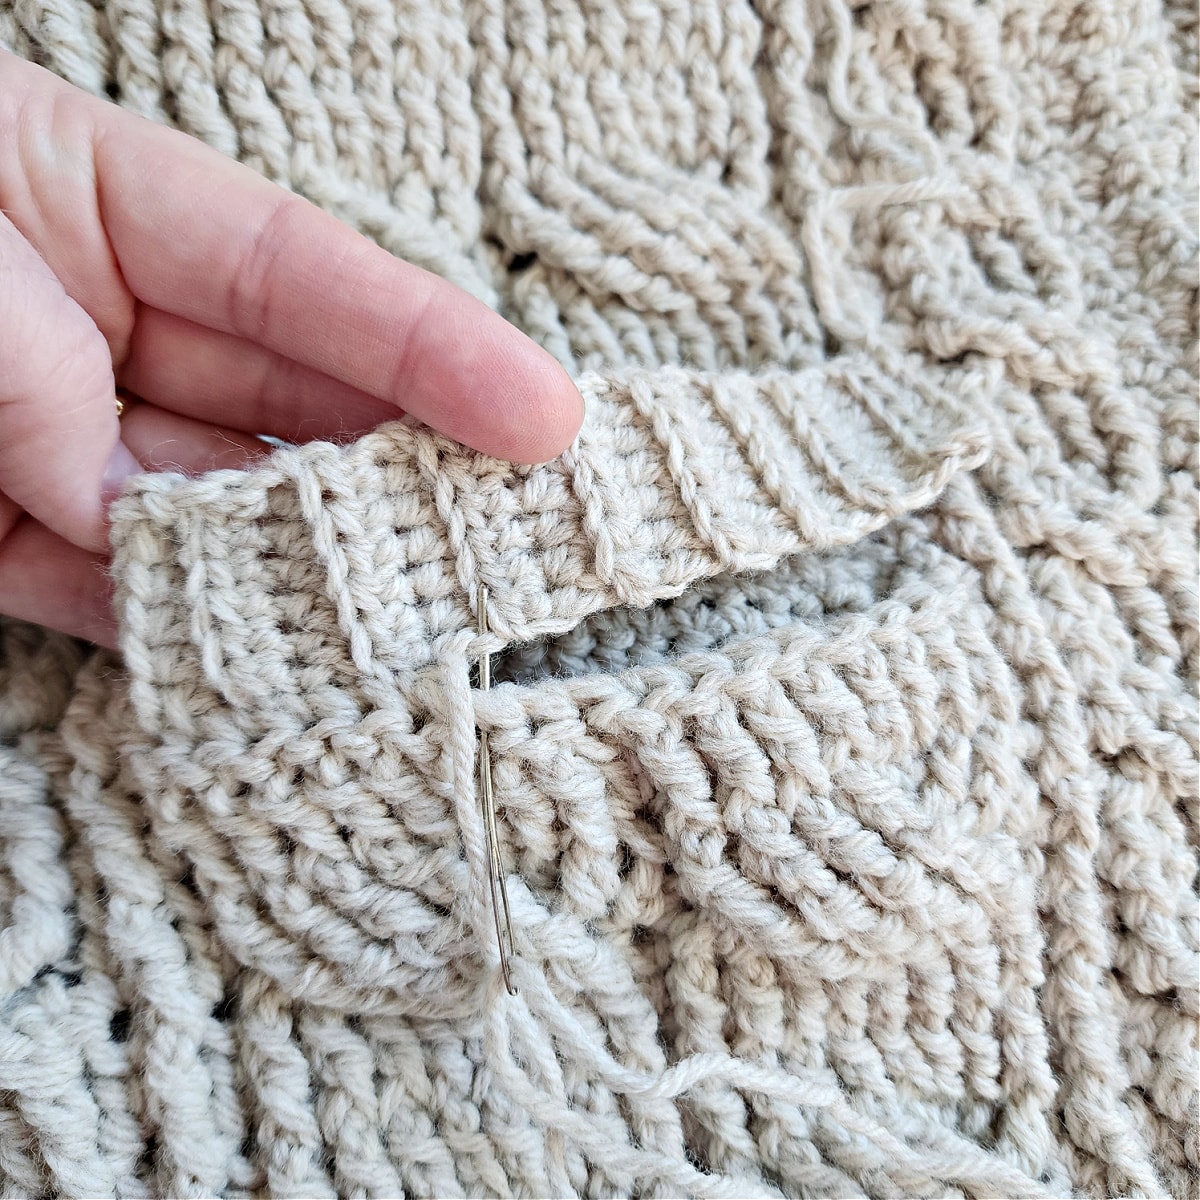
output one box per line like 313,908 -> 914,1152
476,585 -> 518,994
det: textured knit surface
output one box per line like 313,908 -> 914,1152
1,0 -> 1197,1196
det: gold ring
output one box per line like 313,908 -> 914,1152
115,388 -> 138,418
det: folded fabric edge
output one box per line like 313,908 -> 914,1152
108,353 -> 994,692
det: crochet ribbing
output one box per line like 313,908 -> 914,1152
1,0 -> 1197,1196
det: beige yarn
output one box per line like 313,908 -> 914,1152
1,0 -> 1197,1195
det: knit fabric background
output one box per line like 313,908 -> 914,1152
0,0 -> 1197,1195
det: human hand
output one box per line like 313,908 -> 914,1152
0,51 -> 582,649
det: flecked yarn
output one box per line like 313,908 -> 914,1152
1,0 -> 1197,1196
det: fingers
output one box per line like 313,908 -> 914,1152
88,89 -> 583,462
0,209 -> 134,554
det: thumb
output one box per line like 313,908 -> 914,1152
0,210 -> 136,554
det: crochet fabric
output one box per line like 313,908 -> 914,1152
1,0 -> 1197,1196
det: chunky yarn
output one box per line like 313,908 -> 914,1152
1,0 -> 1196,1195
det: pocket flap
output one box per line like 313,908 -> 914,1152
110,351 -> 991,684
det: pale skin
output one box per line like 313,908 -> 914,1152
0,51 -> 584,648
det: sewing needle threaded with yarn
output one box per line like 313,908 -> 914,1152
477,584 -> 517,994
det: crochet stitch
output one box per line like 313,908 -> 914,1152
0,0 -> 1197,1195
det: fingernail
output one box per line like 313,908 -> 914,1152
101,440 -> 142,507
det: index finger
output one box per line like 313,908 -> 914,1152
89,88 -> 582,463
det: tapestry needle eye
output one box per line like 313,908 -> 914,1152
477,585 -> 517,995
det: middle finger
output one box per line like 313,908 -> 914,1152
119,306 -> 405,445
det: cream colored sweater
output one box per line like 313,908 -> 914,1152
0,0 -> 1197,1195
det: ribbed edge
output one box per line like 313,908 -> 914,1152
110,352 -> 991,699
